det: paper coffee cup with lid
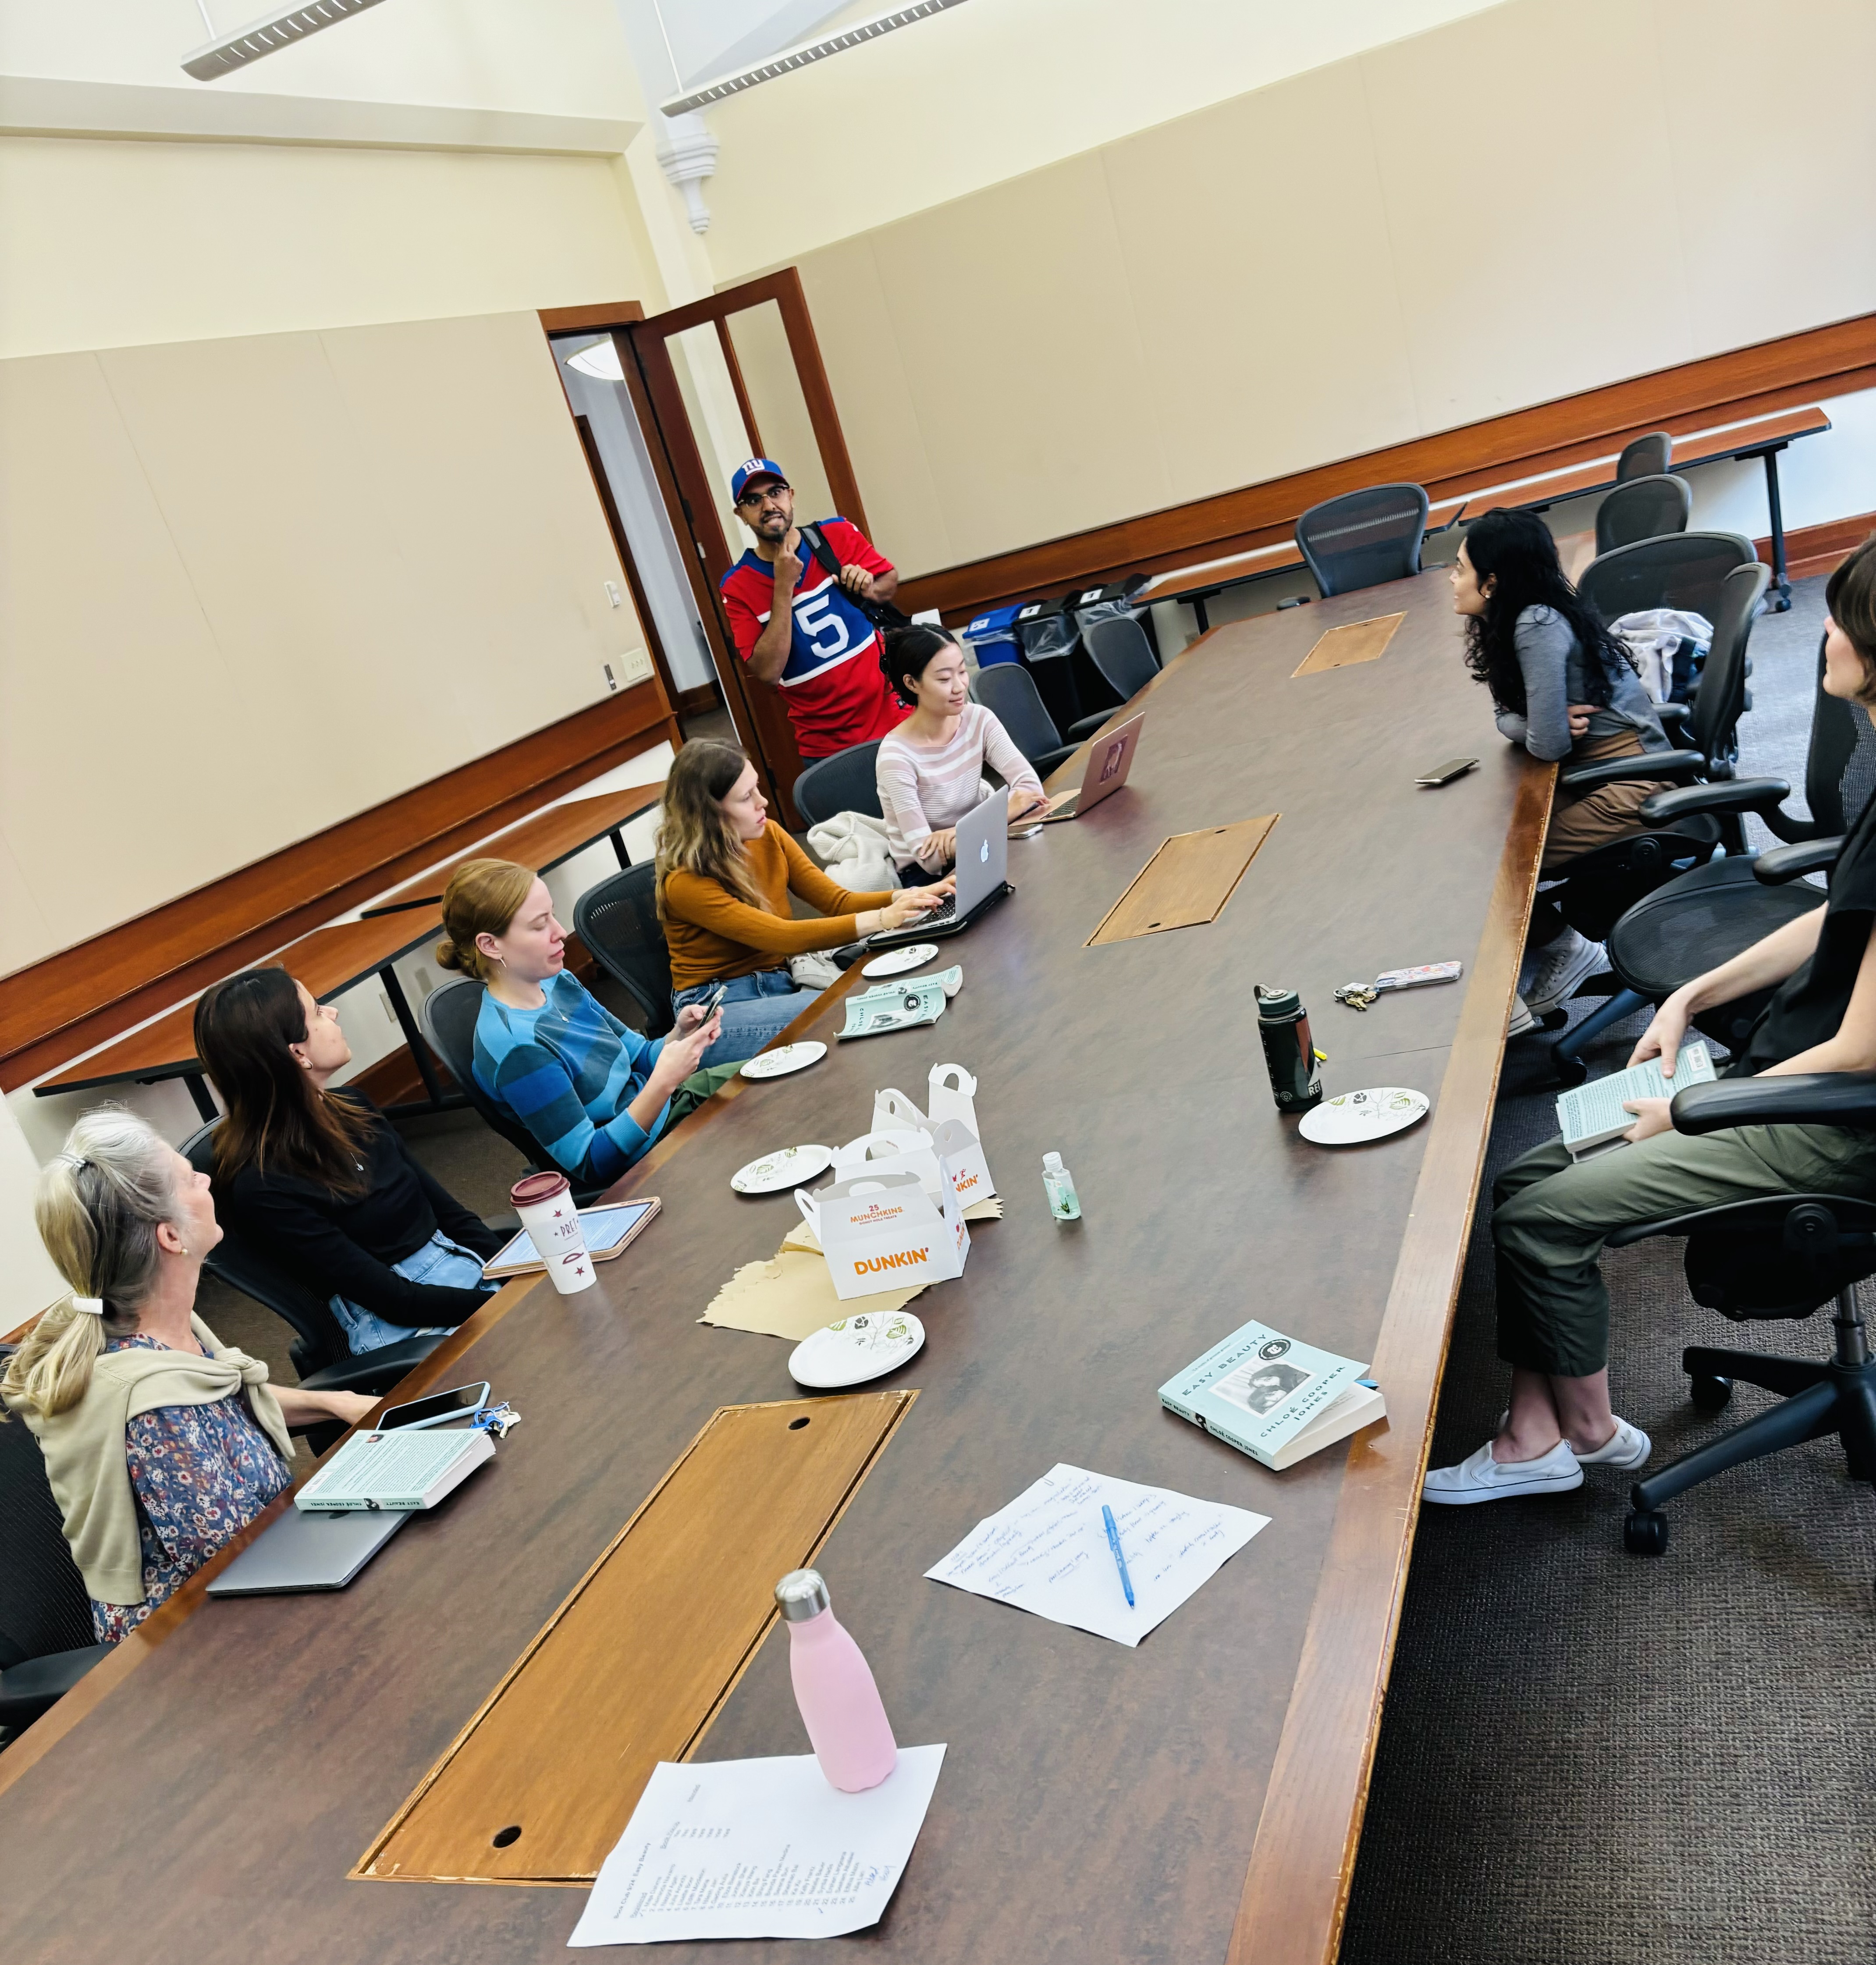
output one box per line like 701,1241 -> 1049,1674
508,1171 -> 596,1295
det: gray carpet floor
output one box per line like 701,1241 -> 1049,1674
1340,575 -> 1876,1965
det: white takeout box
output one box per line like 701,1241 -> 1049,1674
874,1074 -> 996,1202
833,1127 -> 946,1205
800,1167 -> 969,1301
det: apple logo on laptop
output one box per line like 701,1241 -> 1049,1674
979,839 -> 990,863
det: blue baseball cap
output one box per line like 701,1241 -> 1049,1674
729,457 -> 789,503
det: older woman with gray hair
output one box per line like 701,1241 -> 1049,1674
1,1109 -> 375,1640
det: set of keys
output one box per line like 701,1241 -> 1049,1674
1334,961 -> 1464,1011
471,1401 -> 522,1439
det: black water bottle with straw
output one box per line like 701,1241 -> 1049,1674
1256,984 -> 1323,1113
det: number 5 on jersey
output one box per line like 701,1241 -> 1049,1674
795,589 -> 852,661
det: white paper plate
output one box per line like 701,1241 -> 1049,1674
1298,1086 -> 1430,1146
861,943 -> 938,978
730,1144 -> 835,1195
739,1041 -> 828,1081
789,1310 -> 926,1389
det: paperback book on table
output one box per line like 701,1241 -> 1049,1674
295,1425 -> 493,1512
1556,1041 -> 1716,1159
1158,1319 -> 1385,1471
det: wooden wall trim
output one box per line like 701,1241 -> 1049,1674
898,311 -> 1876,622
0,682 -> 679,1093
1759,509 -> 1876,582
537,302 -> 646,333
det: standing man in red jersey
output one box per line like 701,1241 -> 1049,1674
717,458 -> 914,760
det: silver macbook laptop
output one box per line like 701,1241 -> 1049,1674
207,1503 -> 407,1596
869,788 -> 1011,948
1034,711 -> 1145,823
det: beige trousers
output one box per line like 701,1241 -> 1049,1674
1542,728 -> 1676,871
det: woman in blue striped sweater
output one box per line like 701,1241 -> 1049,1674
438,859 -> 729,1187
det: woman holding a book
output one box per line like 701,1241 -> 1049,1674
1,1110 -> 376,1638
1426,538 -> 1876,1505
1451,508 -> 1673,1034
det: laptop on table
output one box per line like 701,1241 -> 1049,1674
206,1503 -> 407,1596
1026,711 -> 1145,825
869,788 -> 1013,949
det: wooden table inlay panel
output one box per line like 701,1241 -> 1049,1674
1087,816 -> 1279,945
1292,612 -> 1405,677
356,1391 -> 915,1888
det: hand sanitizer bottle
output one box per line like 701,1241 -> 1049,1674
1042,1151 -> 1082,1222
775,1569 -> 897,1792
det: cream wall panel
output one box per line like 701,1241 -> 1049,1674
315,312 -> 644,760
0,137 -> 655,361
1103,62 -> 1422,503
1651,0 -> 1876,352
1361,0 -> 1693,429
98,332 -> 458,829
866,151 -> 1169,569
0,353 -> 252,970
792,239 -> 955,576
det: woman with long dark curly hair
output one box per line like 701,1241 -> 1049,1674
1452,508 -> 1672,1030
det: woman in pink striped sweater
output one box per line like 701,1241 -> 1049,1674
873,626 -> 1047,880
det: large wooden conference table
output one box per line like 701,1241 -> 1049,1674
0,570 -> 1550,1965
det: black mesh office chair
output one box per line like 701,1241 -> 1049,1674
1616,431 -> 1673,480
1295,483 -> 1429,597
0,1356 -> 110,1740
1609,1074 -> 1876,1559
1577,531 -> 1761,627
182,1123 -> 445,1400
1586,635 -> 1876,1062
573,865 -> 674,1038
791,742 -> 883,828
1083,616 -> 1159,705
970,664 -> 1081,775
1595,473 -> 1691,555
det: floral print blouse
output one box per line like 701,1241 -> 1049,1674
89,1334 -> 294,1643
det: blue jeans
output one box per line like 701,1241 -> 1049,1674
673,967 -> 813,1069
328,1231 -> 495,1356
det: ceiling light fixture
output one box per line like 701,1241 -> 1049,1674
565,338 -> 626,384
182,0 -> 392,82
660,0 -> 973,117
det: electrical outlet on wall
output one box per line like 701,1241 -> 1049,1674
615,647 -> 654,687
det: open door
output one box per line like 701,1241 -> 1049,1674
622,270 -> 871,829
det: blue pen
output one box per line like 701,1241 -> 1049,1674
1101,1504 -> 1135,1608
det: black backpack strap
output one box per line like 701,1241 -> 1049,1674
797,522 -> 845,584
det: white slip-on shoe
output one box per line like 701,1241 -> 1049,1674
1507,993 -> 1537,1038
1524,930 -> 1608,1017
1570,1416 -> 1652,1469
1422,1439 -> 1584,1505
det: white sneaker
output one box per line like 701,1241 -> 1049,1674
1507,993 -> 1537,1038
1524,929 -> 1608,1017
1570,1416 -> 1651,1469
1421,1439 -> 1584,1505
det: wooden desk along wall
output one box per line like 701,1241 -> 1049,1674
1087,816 -> 1279,946
356,1391 -> 916,1887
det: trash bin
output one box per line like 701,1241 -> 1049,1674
1014,596 -> 1085,733
960,604 -> 1026,670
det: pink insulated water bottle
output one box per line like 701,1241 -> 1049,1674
775,1569 -> 898,1792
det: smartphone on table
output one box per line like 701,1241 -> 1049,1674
377,1382 -> 491,1432
1415,757 -> 1479,787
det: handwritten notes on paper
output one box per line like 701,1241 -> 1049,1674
568,1746 -> 945,1947
924,1463 -> 1268,1648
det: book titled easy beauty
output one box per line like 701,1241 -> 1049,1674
1158,1319 -> 1386,1471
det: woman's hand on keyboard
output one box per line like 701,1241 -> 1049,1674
880,884 -> 952,932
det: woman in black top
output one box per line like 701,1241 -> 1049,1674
195,969 -> 503,1353
1425,537 -> 1876,1509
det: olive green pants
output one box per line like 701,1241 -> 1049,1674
1493,1123 -> 1876,1377
668,1060 -> 744,1127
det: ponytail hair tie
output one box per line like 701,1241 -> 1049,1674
70,1296 -> 105,1318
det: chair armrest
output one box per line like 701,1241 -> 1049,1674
0,1643 -> 113,1729
1558,748 -> 1705,793
1638,776 -> 1792,824
1034,743 -> 1078,777
1063,714 -> 1112,744
1653,700 -> 1692,735
1753,837 -> 1843,884
297,1333 -> 444,1398
1672,1073 -> 1876,1135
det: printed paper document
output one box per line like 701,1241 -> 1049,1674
568,1745 -> 945,1947
924,1463 -> 1268,1647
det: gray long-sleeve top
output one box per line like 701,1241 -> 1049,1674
1493,604 -> 1669,762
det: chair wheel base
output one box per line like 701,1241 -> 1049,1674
1689,1372 -> 1734,1412
1624,1508 -> 1670,1555
1549,1047 -> 1589,1086
1538,1007 -> 1570,1032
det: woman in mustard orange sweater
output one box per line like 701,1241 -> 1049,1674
658,741 -> 951,1066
